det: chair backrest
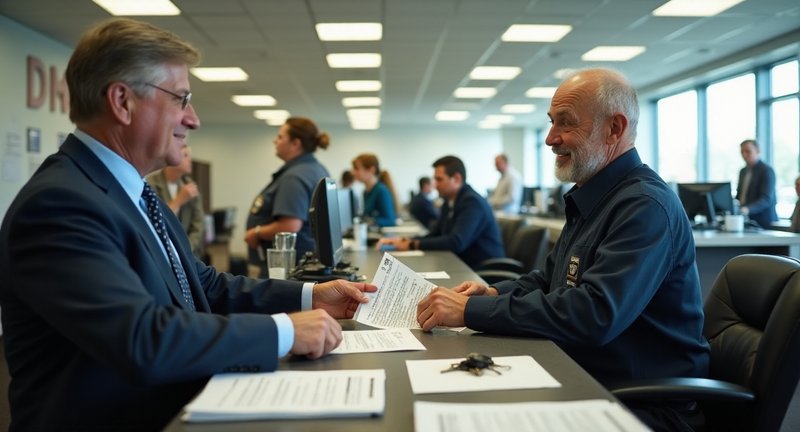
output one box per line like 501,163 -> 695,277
703,254 -> 800,432
508,225 -> 549,271
495,216 -> 526,256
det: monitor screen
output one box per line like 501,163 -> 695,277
677,182 -> 734,227
337,188 -> 354,234
309,177 -> 344,268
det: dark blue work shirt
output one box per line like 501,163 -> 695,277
466,148 -> 710,383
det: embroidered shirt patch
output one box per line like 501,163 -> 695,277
566,255 -> 580,286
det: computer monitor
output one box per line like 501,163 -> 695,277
337,188 -> 354,234
677,182 -> 734,228
309,177 -> 344,268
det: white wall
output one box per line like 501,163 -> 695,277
189,123 -> 505,256
0,16 -> 73,217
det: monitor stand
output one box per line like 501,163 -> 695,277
291,257 -> 361,282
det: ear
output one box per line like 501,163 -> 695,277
106,82 -> 135,126
606,113 -> 628,145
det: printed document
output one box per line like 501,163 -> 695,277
331,329 -> 426,354
354,253 -> 436,328
414,400 -> 649,432
182,369 -> 385,422
405,355 -> 560,394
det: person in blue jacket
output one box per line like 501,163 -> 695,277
351,153 -> 399,227
415,68 -> 709,432
377,155 -> 504,269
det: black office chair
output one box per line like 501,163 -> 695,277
476,225 -> 550,283
608,254 -> 800,432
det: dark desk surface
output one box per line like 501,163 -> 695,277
164,249 -> 615,431
164,327 -> 614,432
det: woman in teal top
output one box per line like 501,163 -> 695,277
351,153 -> 398,227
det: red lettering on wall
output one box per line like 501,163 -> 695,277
26,56 -> 46,109
26,55 -> 69,114
49,66 -> 69,114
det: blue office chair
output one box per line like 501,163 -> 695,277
608,254 -> 800,432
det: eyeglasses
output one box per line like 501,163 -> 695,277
144,83 -> 192,110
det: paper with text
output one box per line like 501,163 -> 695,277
414,400 -> 649,432
417,271 -> 450,279
389,250 -> 425,257
354,253 -> 435,329
331,329 -> 426,354
406,355 -> 560,394
182,369 -> 385,422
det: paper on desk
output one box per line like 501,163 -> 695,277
405,355 -> 560,394
331,329 -> 426,354
354,252 -> 436,329
417,271 -> 449,279
389,250 -> 425,257
182,369 -> 385,422
414,400 -> 649,432
382,225 -> 425,234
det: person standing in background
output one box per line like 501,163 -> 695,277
244,117 -> 330,278
790,175 -> 800,232
488,153 -> 523,214
351,153 -> 399,227
146,145 -> 205,258
736,139 -> 778,228
409,176 -> 439,230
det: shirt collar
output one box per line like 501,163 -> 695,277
73,129 -> 147,205
566,148 -> 643,218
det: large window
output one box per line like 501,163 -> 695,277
770,60 -> 800,218
706,74 -> 755,184
654,57 -> 800,223
657,90 -> 698,182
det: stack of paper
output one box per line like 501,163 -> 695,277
182,369 -> 385,423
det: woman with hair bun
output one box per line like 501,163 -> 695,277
351,153 -> 399,227
245,117 -> 330,277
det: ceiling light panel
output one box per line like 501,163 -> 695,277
92,0 -> 180,16
316,23 -> 383,41
231,95 -> 276,107
326,53 -> 382,68
453,87 -> 497,99
501,24 -> 572,42
253,109 -> 290,120
484,114 -> 514,124
336,80 -> 382,92
469,66 -> 521,80
581,46 -> 646,61
190,67 -> 249,82
525,87 -> 557,98
501,104 -> 535,114
652,0 -> 746,17
435,111 -> 470,121
342,97 -> 382,107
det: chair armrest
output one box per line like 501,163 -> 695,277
475,269 -> 521,284
608,377 -> 755,403
476,257 -> 525,273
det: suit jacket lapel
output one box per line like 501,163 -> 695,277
60,135 -> 194,310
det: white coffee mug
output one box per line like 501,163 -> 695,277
724,214 -> 744,232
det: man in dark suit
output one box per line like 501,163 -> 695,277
736,139 -> 778,228
409,176 -> 439,230
377,156 -> 504,268
0,18 -> 375,431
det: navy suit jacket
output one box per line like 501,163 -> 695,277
0,135 -> 305,431
418,184 -> 504,268
736,160 -> 778,227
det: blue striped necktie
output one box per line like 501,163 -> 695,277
142,183 -> 196,310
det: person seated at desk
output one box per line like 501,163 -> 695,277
415,68 -> 709,432
0,18 -> 376,431
146,145 -> 205,258
377,155 -> 504,269
351,153 -> 399,228
790,175 -> 800,232
409,176 -> 439,230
